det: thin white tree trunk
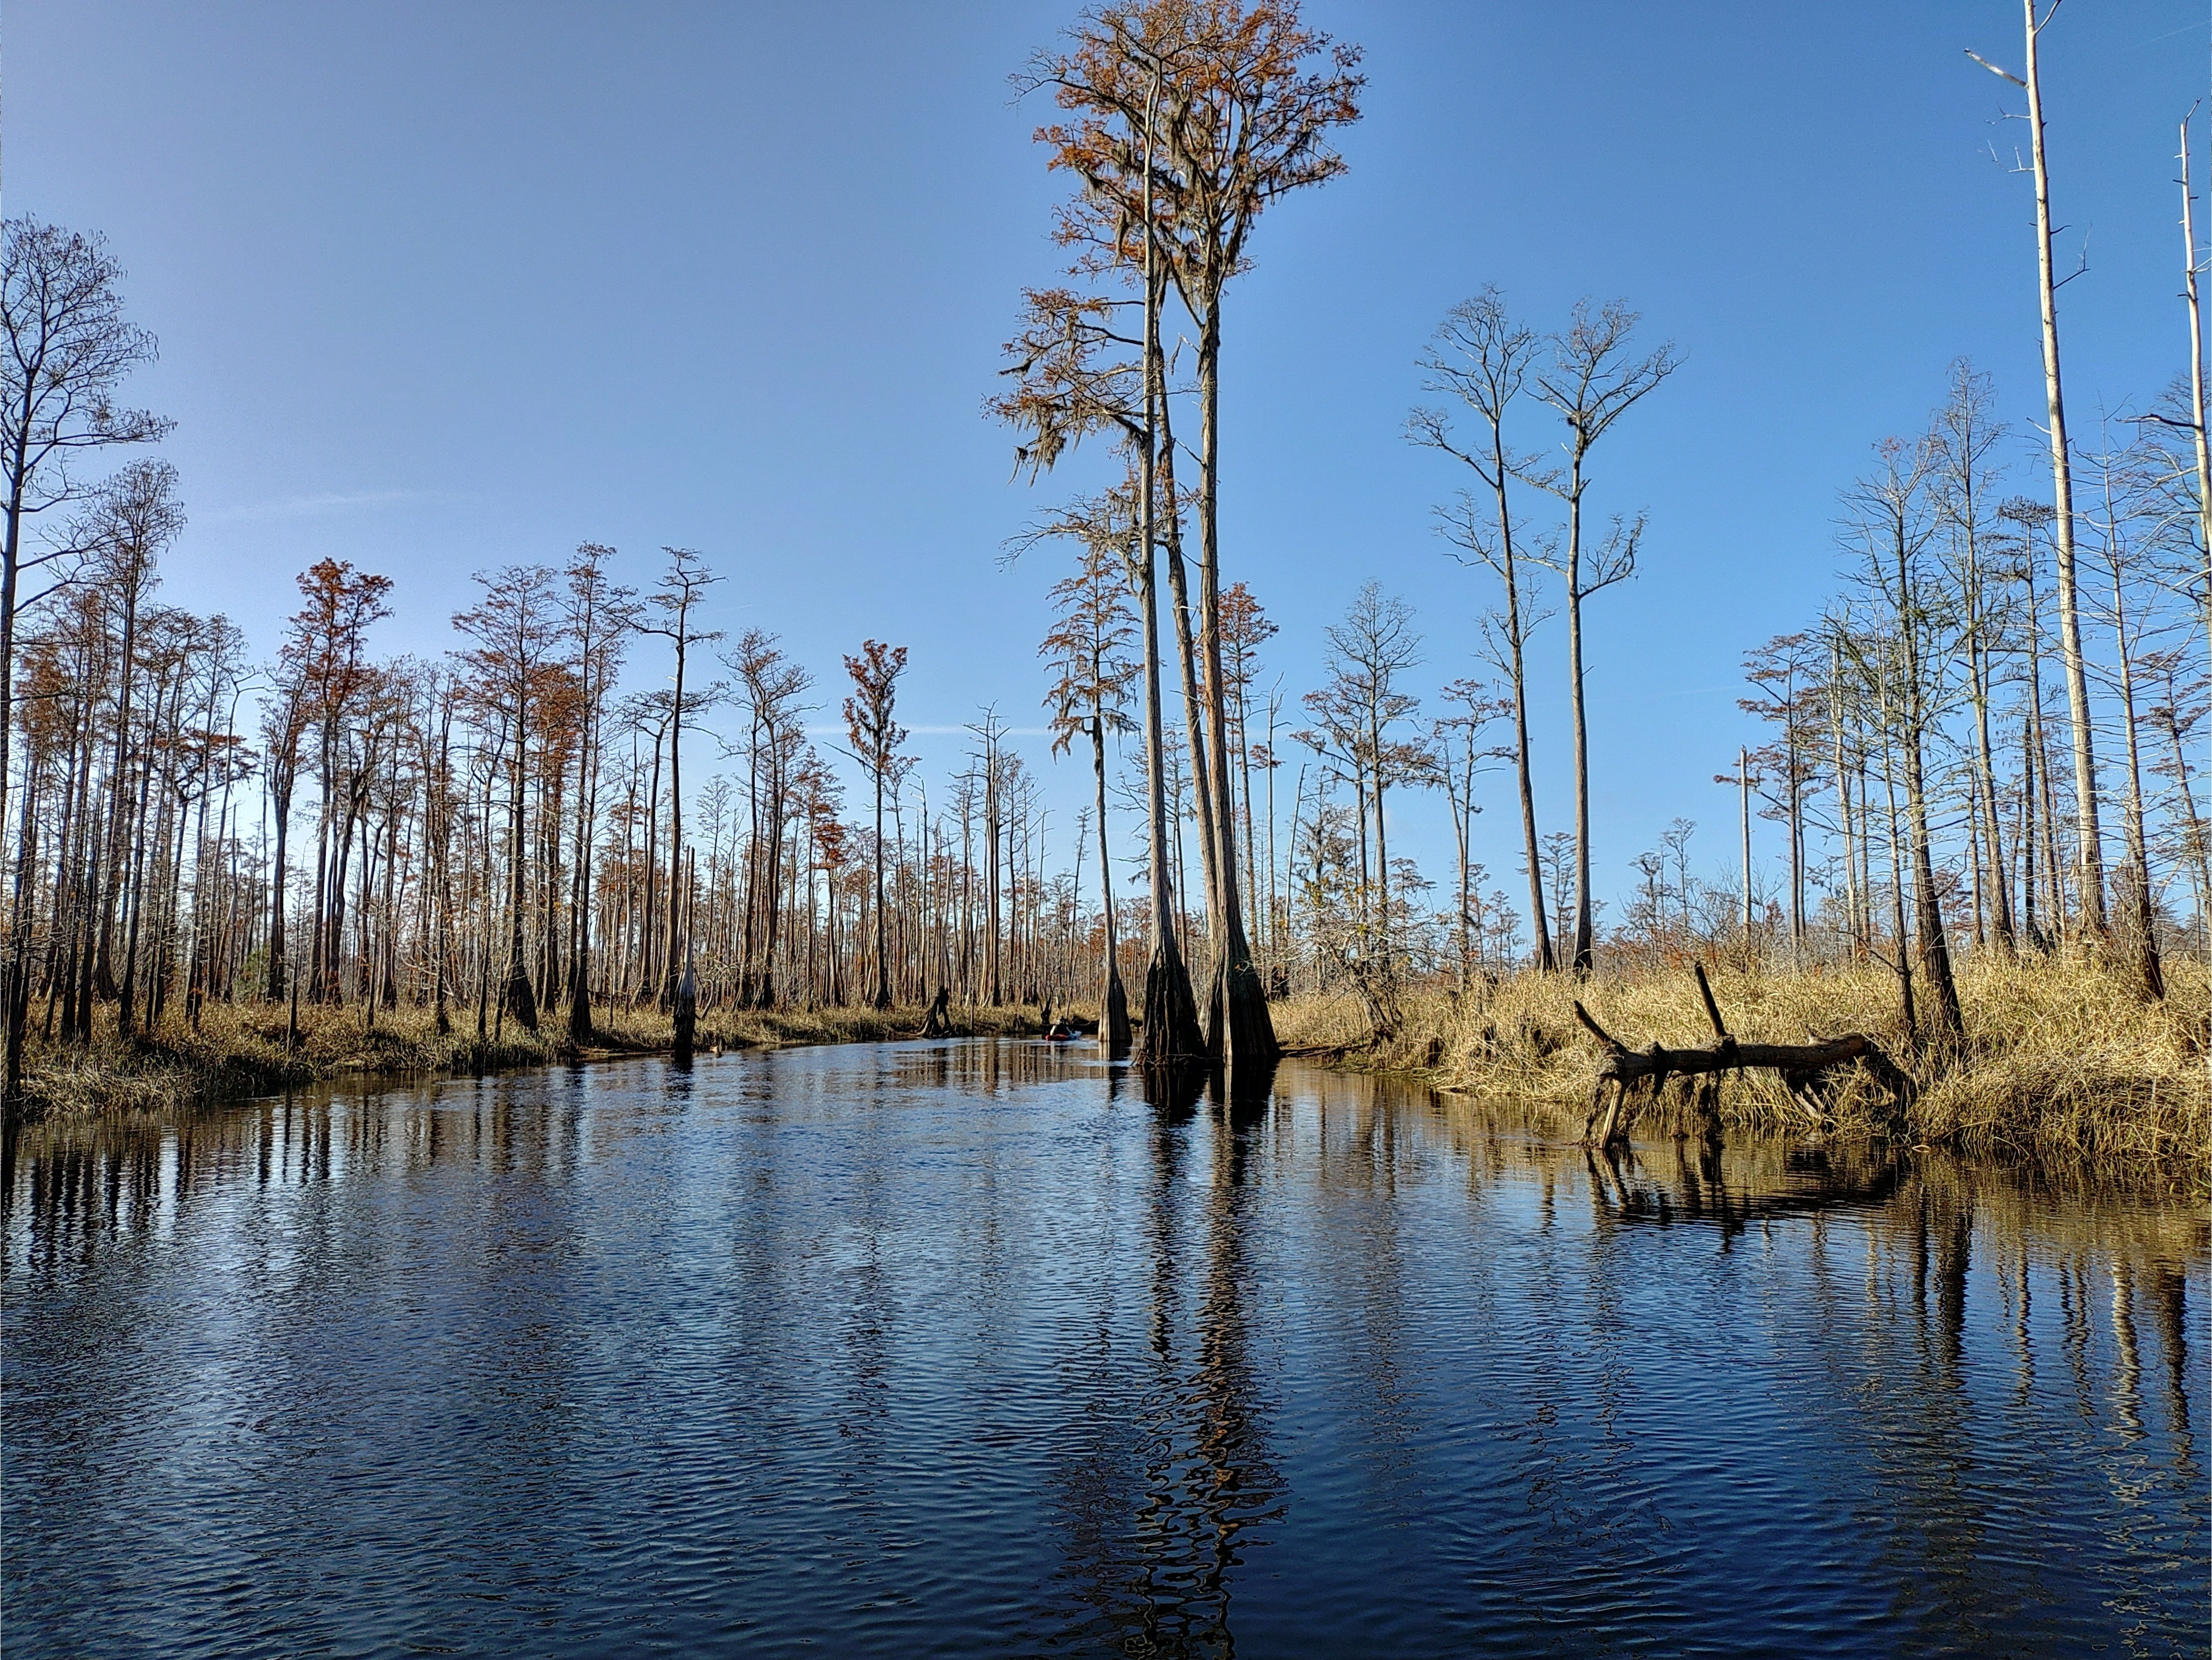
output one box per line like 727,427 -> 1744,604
2021,0 -> 2105,933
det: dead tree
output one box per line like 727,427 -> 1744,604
641,548 -> 721,1010
1523,298 -> 1676,972
1970,4 -> 2107,934
1411,289 -> 1554,970
1575,963 -> 1914,1151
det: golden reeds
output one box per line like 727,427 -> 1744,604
13,999 -> 1043,1123
1273,953 -> 2210,1188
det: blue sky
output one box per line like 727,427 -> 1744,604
10,1 -> 2202,917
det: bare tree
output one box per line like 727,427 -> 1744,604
1740,633 -> 1823,961
2140,647 -> 2209,927
2079,428 -> 2168,998
1522,298 -> 1676,971
1433,677 -> 1506,990
0,220 -> 169,1101
1841,437 -> 1963,1041
259,673 -> 310,1001
1302,584 -> 1428,972
722,628 -> 813,1008
1411,289 -> 1555,970
2178,114 -> 2212,662
843,640 -> 909,1010
640,548 -> 721,1008
1933,361 -> 2015,951
84,460 -> 186,1031
1970,1 -> 2106,934
2000,496 -> 2066,949
453,564 -> 561,1032
1038,498 -> 1141,1050
0,221 -> 170,855
562,546 -> 637,1037
1216,581 -> 1277,964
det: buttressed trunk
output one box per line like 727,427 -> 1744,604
1133,97 -> 1201,1070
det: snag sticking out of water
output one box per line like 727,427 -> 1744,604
671,966 -> 698,1063
1577,961 -> 1913,1151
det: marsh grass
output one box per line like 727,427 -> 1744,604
1273,953 -> 2210,1188
25,960 -> 2202,1188
15,998 -> 1042,1124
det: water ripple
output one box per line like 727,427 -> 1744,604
2,1044 -> 2204,1658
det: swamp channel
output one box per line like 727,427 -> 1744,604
2,1040 -> 2205,1658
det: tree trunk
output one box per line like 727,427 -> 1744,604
1133,80 -> 1201,1069
2021,0 -> 2106,935
1738,746 -> 1753,957
3,754 -> 40,1110
1565,482 -> 1596,972
2183,119 -> 2212,667
96,579 -> 142,1002
2106,551 -> 2165,999
1881,738 -> 1918,1041
569,682 -> 597,1040
1971,623 -> 2014,950
1489,432 -> 1552,972
504,707 -> 538,1033
0,434 -> 36,1072
1191,307 -> 1276,1068
1092,714 -> 1131,1051
661,635 -> 687,1010
871,765 -> 891,1010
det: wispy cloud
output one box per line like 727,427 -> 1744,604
202,489 -> 439,524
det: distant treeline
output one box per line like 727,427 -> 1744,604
2,2 -> 2206,1110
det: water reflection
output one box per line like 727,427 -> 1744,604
1,1050 -> 2205,1660
888,1034 -> 1105,1095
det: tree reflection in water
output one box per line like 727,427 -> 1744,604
1037,1061 -> 1286,1659
0,1048 -> 2202,1659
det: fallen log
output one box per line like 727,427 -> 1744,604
1574,967 -> 1914,1149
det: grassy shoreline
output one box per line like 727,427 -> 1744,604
11,1000 -> 1044,1124
16,958 -> 2205,1191
1271,954 -> 2210,1191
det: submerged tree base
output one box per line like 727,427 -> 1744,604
919,986 -> 956,1038
1202,951 -> 1280,1070
1135,948 -> 1205,1070
1102,970 -> 1132,1054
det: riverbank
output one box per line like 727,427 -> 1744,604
20,961 -> 2204,1187
11,999 -> 1044,1124
1272,954 -> 2211,1188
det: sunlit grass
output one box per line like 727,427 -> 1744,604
15,996 -> 1043,1122
1272,952 -> 2210,1188
23,957 -> 2203,1188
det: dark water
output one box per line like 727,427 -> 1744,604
3,1042 -> 2204,1659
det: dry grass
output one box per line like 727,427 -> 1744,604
14,997 -> 1043,1124
26,961 -> 2201,1188
1273,952 -> 2210,1189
